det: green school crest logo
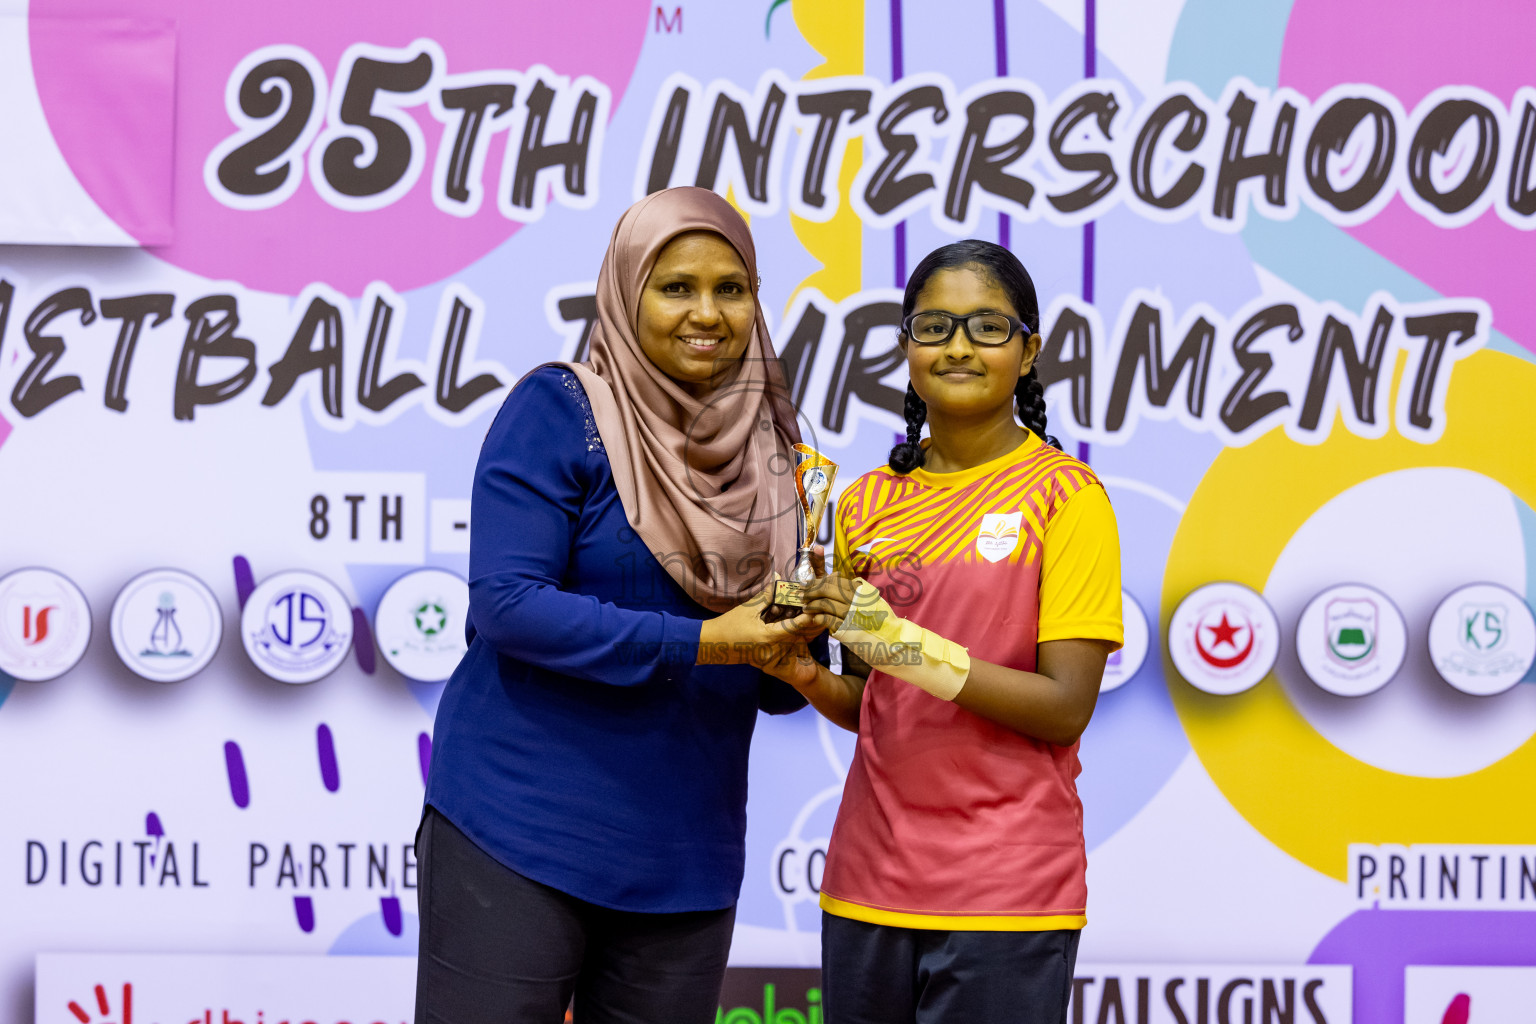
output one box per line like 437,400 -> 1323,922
1325,598 -> 1378,664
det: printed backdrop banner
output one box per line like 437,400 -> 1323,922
32,954 -> 1357,1024
2,1 -> 1534,1022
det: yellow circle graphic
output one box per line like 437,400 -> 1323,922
1163,350 -> 1536,879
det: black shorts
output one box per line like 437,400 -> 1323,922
821,912 -> 1081,1024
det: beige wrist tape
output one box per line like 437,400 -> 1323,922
831,579 -> 971,700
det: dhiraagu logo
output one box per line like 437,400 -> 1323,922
62,981 -> 132,1023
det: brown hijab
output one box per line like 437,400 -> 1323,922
563,187 -> 802,612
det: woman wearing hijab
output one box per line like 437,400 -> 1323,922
415,187 -> 813,1023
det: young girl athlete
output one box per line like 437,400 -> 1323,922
766,240 -> 1124,1023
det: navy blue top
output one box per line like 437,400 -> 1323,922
425,366 -> 808,913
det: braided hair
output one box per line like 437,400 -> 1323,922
889,381 -> 929,473
889,240 -> 1060,474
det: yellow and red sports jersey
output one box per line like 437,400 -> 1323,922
819,432 -> 1123,931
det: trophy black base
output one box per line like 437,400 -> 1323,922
762,578 -> 811,621
772,579 -> 808,607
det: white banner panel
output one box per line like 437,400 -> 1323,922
36,953 -> 416,1024
1404,966 -> 1536,1024
1069,964 -> 1353,1024
34,955 -> 1352,1024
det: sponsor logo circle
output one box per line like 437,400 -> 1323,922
1295,583 -> 1408,697
1168,581 -> 1279,696
241,570 -> 354,684
110,569 -> 224,683
374,568 -> 469,683
1100,590 -> 1149,693
0,568 -> 92,682
1427,582 -> 1536,697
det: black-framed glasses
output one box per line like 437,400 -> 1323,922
902,310 -> 1025,347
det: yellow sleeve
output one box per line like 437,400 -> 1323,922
832,483 -> 857,578
1037,483 -> 1124,649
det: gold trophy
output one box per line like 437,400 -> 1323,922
772,443 -> 838,608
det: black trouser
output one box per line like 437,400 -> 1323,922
414,807 -> 736,1024
821,912 -> 1081,1024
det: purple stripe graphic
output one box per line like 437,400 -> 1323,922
1082,0 -> 1097,306
891,0 -> 906,286
1078,0 -> 1098,466
317,723 -> 340,792
224,741 -> 250,808
994,0 -> 1011,249
381,895 -> 403,937
992,0 -> 1008,75
1083,221 -> 1096,304
417,731 -> 432,785
232,555 -> 256,610
1085,0 -> 1097,78
351,606 -> 375,674
146,810 -> 164,869
293,895 -> 315,933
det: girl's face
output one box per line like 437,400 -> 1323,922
904,265 -> 1040,419
637,230 -> 755,395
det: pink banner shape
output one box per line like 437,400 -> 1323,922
31,0 -> 645,294
1282,0 -> 1536,354
29,17 -> 176,245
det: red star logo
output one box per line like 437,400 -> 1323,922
1206,613 -> 1243,650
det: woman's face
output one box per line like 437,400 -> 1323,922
904,264 -> 1040,419
637,231 -> 755,395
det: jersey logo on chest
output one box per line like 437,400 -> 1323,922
976,511 -> 1023,563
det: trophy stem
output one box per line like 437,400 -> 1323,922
792,547 -> 816,584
